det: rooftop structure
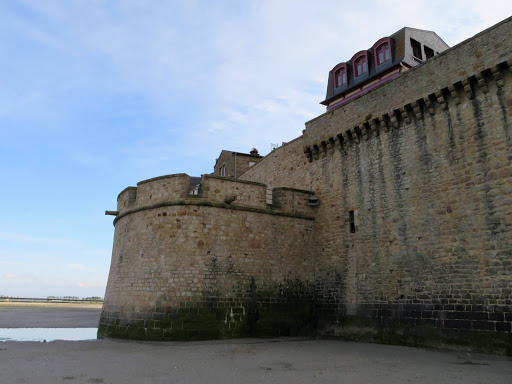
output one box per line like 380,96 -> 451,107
321,27 -> 449,110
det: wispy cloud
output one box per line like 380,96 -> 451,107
67,263 -> 88,271
0,232 -> 79,246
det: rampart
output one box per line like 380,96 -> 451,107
241,17 -> 512,355
99,174 -> 318,340
102,17 -> 512,354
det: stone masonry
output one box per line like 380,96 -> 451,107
102,17 -> 512,354
100,174 -> 317,340
241,17 -> 512,355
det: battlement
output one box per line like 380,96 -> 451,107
111,173 -> 318,221
102,17 -> 512,352
304,16 -> 512,161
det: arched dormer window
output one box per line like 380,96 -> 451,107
372,37 -> 393,67
332,63 -> 347,88
351,51 -> 368,78
376,43 -> 390,64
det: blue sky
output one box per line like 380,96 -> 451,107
1,1 -> 511,298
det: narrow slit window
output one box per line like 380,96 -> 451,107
349,210 -> 356,233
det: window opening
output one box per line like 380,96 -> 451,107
249,161 -> 256,167
220,164 -> 226,177
355,56 -> 367,77
411,38 -> 422,61
266,186 -> 273,205
376,43 -> 391,65
335,67 -> 347,87
349,210 -> 356,233
424,45 -> 434,59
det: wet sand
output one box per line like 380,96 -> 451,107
0,304 -> 511,383
1,338 -> 511,383
0,302 -> 102,328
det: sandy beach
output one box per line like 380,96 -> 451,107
0,303 -> 511,383
0,302 -> 102,328
1,338 -> 511,384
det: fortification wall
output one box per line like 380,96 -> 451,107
305,19 -> 512,354
240,137 -> 311,190
100,174 -> 318,340
201,175 -> 266,208
245,17 -> 512,354
101,17 -> 512,354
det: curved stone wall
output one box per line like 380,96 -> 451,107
99,174 -> 317,340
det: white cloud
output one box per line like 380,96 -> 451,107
4,273 -> 15,279
67,263 -> 87,271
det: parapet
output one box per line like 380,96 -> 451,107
116,174 -> 191,213
272,187 -> 317,216
110,173 -> 318,221
201,174 -> 267,208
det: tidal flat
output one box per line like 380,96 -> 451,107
0,303 -> 511,383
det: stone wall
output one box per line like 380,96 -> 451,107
239,17 -> 512,355
240,137 -> 311,190
100,175 -> 317,340
201,175 -> 266,208
102,17 -> 512,354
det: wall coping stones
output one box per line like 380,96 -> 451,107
203,174 -> 266,187
137,173 -> 189,185
112,199 -> 316,225
117,186 -> 137,200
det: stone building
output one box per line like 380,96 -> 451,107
213,148 -> 262,178
100,17 -> 512,355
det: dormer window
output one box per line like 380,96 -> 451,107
332,63 -> 348,88
376,43 -> 391,65
351,51 -> 368,78
335,67 -> 347,87
372,37 -> 393,67
355,56 -> 367,77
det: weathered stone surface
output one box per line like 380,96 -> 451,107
241,17 -> 512,355
100,175 -> 317,341
102,17 -> 512,355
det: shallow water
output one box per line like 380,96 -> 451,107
0,328 -> 97,342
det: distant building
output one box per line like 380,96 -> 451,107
321,27 -> 449,110
213,148 -> 262,178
